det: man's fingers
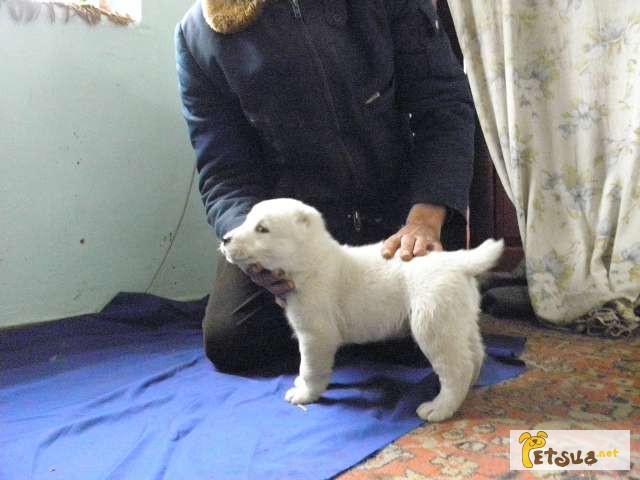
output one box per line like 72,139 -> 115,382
414,237 -> 444,256
245,265 -> 294,297
382,221 -> 444,262
248,263 -> 263,274
246,263 -> 263,280
248,268 -> 285,287
269,280 -> 295,297
250,270 -> 275,286
400,235 -> 416,261
427,241 -> 444,252
413,236 -> 428,257
381,235 -> 401,258
275,296 -> 287,309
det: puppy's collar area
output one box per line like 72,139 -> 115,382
202,0 -> 267,34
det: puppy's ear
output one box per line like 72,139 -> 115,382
295,209 -> 313,226
537,431 -> 548,438
519,432 -> 531,443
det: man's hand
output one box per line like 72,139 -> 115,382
382,203 -> 446,261
246,264 -> 295,308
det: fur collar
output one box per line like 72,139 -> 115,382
201,0 -> 267,34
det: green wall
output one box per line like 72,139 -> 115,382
0,1 -> 218,327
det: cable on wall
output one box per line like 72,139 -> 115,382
144,164 -> 197,293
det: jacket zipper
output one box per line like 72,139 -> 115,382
288,0 -> 364,202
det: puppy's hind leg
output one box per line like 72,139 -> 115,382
410,300 -> 476,422
468,324 -> 485,387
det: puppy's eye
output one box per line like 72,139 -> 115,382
255,224 -> 269,234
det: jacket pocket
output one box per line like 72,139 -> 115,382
363,76 -> 395,112
363,77 -> 406,143
362,76 -> 408,160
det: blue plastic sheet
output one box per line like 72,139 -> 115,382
1,293 -> 526,480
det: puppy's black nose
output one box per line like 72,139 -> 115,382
222,234 -> 232,245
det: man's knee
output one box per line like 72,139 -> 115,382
203,327 -> 249,374
202,307 -> 296,373
201,306 -> 250,373
203,329 -> 297,374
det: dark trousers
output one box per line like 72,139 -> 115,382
203,213 -> 466,374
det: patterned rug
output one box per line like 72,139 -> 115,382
338,315 -> 640,479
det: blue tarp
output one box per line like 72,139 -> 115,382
1,293 -> 526,480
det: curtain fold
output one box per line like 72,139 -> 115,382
448,0 -> 640,332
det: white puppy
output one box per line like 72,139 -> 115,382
220,198 -> 504,421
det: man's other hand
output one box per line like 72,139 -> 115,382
245,264 -> 295,307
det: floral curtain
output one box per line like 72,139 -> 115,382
448,0 -> 640,334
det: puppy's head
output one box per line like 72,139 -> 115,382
219,198 -> 326,271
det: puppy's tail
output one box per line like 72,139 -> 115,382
459,239 -> 505,276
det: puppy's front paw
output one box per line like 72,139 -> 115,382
285,385 -> 319,405
416,399 -> 457,422
294,375 -> 305,388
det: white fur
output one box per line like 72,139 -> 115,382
220,198 -> 504,422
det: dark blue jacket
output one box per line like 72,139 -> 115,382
175,0 -> 475,241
